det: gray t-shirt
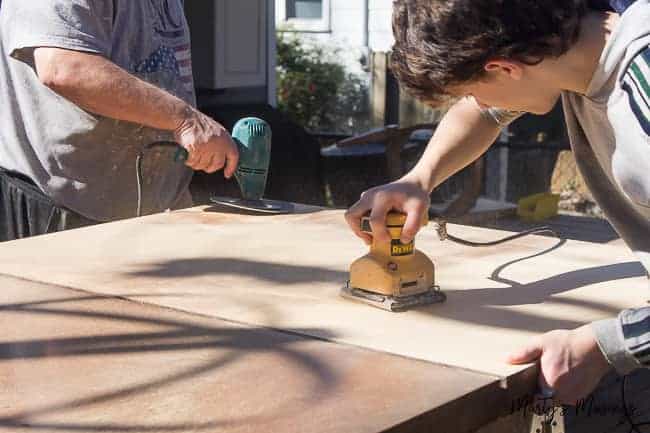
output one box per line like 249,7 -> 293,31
0,0 -> 195,221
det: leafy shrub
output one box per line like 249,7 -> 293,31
276,33 -> 370,134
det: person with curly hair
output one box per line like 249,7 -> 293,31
346,0 -> 650,407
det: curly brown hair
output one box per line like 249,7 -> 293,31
391,0 -> 589,106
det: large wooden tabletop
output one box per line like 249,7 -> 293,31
0,205 -> 648,432
0,275 -> 518,433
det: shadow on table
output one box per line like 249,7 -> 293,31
476,214 -> 620,244
125,257 -> 347,286
415,237 -> 648,332
0,291 -> 340,432
124,248 -> 647,335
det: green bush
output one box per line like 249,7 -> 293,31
276,33 -> 370,134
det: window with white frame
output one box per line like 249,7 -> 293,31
277,0 -> 330,32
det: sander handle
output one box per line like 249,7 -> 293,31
359,211 -> 428,234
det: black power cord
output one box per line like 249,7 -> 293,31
446,226 -> 560,247
432,218 -> 561,247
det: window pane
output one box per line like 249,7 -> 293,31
286,0 -> 323,19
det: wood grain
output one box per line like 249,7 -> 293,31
0,206 -> 646,379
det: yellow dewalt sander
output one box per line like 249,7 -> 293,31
342,210 -> 562,312
341,211 -> 446,312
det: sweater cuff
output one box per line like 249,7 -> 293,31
592,318 -> 642,375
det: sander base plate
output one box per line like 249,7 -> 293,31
340,283 -> 446,312
210,196 -> 294,215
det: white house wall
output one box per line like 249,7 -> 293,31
368,0 -> 394,52
278,0 -> 395,76
185,0 -> 275,106
330,0 -> 365,47
303,0 -> 367,76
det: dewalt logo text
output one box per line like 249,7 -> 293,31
391,240 -> 414,256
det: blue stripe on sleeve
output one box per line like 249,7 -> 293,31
642,46 -> 650,68
622,81 -> 650,136
610,0 -> 637,13
620,308 -> 650,367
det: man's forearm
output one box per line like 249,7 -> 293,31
34,47 -> 190,132
408,97 -> 503,192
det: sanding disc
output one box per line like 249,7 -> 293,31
210,196 -> 294,215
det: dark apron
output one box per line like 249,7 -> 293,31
0,168 -> 96,242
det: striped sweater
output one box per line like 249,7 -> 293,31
485,0 -> 650,373
623,48 -> 650,136
563,0 -> 650,374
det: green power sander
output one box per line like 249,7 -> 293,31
136,117 -> 293,216
210,117 -> 293,214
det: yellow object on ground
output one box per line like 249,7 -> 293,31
517,193 -> 560,221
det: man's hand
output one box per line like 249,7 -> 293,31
345,174 -> 430,245
174,108 -> 239,176
507,324 -> 612,406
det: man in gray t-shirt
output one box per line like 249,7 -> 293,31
0,0 -> 239,239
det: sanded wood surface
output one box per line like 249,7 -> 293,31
0,206 -> 647,380
0,275 -> 514,433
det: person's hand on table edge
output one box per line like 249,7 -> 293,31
507,324 -> 612,407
